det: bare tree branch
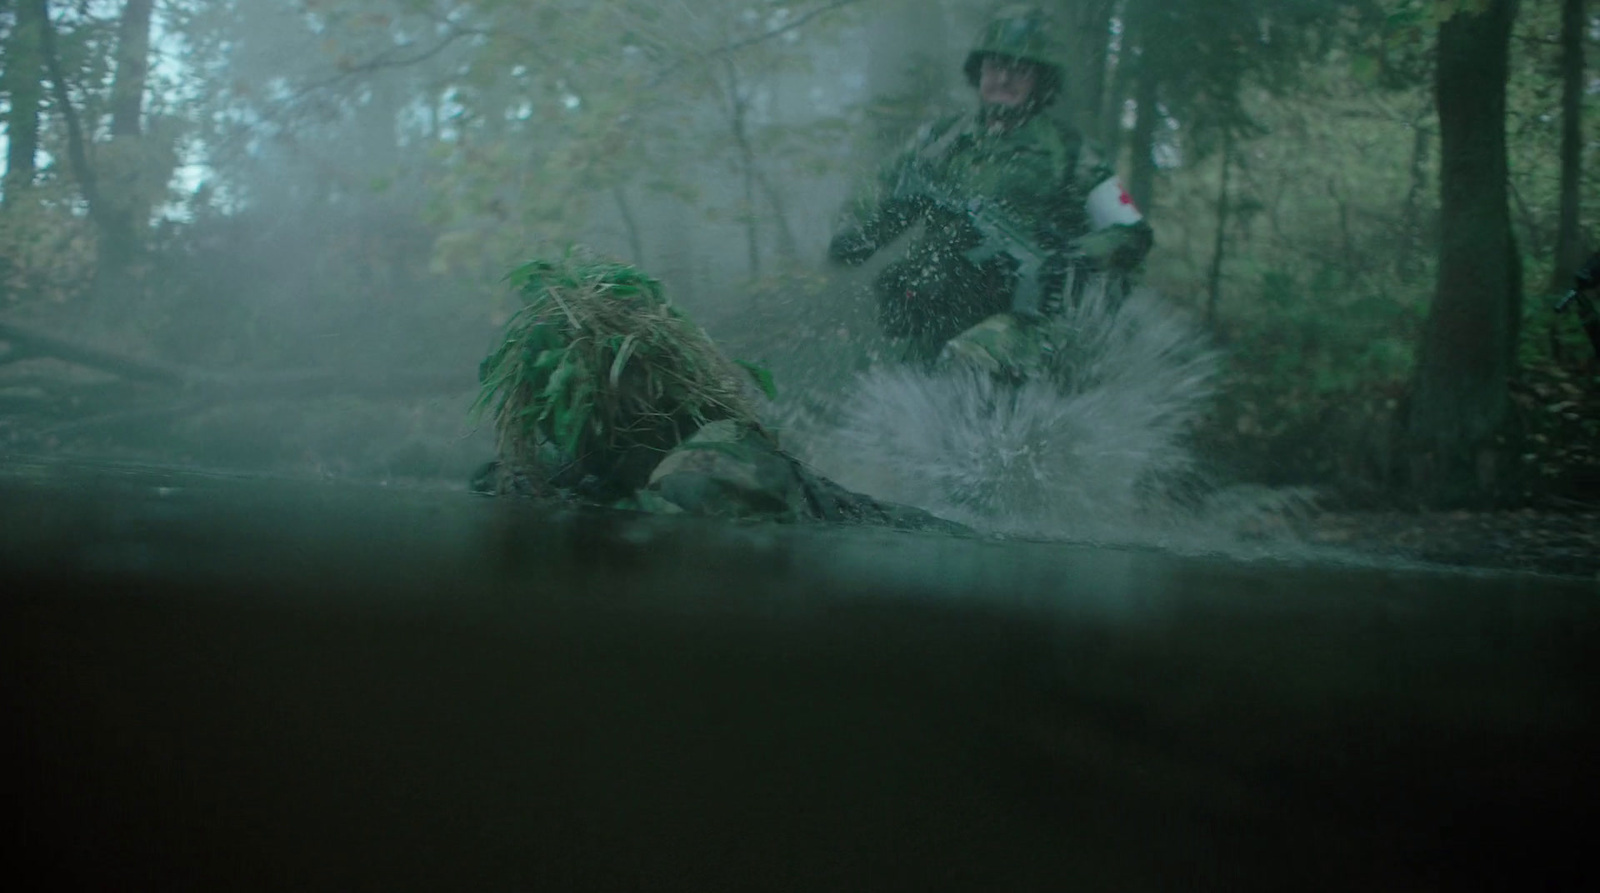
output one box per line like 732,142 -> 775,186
648,0 -> 864,88
205,19 -> 492,159
290,23 -> 484,102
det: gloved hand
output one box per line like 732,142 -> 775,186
1068,228 -> 1125,267
1068,221 -> 1155,275
827,228 -> 877,266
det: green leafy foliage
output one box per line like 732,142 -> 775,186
734,359 -> 778,400
1191,257 -> 1427,499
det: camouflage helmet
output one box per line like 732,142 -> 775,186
962,5 -> 1067,104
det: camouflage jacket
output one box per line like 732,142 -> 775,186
829,110 -> 1152,290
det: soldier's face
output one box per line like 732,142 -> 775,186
979,55 -> 1037,108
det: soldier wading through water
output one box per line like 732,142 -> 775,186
828,4 -> 1154,379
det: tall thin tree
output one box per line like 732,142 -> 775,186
2,0 -> 46,205
1205,128 -> 1234,326
1405,0 -> 1523,502
1126,41 -> 1158,213
95,0 -> 156,291
1548,0 -> 1584,293
1057,0 -> 1116,138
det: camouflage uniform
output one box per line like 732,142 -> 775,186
478,421 -> 963,533
934,310 -> 1062,381
633,420 -> 961,530
828,5 -> 1153,369
472,255 -> 964,531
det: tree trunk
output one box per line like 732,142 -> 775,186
95,0 -> 157,297
754,168 -> 799,262
1548,0 -> 1584,293
866,0 -> 948,152
1205,129 -> 1233,326
36,0 -> 102,215
1405,0 -> 1521,504
1127,44 -> 1159,214
109,0 -> 154,138
2,0 -> 46,203
1396,117 -> 1432,282
1099,0 -> 1133,163
1061,0 -> 1115,138
723,61 -> 761,278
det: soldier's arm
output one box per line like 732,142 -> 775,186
827,120 -> 955,266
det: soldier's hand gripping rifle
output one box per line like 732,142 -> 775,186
1557,254 -> 1600,359
891,163 -> 1066,318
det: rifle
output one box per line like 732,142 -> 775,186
891,162 -> 1060,317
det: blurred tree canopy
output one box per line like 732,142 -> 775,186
0,0 -> 1596,505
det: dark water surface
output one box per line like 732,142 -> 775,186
3,456 -> 1597,891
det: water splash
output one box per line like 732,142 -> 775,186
789,280 -> 1317,551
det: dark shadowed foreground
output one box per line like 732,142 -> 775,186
3,456 -> 1597,892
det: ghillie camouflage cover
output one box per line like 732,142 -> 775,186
472,250 -> 959,532
474,250 -> 772,499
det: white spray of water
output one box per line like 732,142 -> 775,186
789,279 -> 1320,554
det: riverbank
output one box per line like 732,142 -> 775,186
1295,506 -> 1600,580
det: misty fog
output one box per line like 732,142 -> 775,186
2,0 -> 1596,572
6,7 -> 1600,888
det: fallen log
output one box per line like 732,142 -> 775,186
0,320 -> 473,402
0,321 -> 190,386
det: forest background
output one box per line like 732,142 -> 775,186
0,0 -> 1596,511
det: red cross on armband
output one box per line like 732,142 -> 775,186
1086,177 -> 1144,229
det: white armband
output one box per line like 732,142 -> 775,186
1086,176 -> 1143,230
